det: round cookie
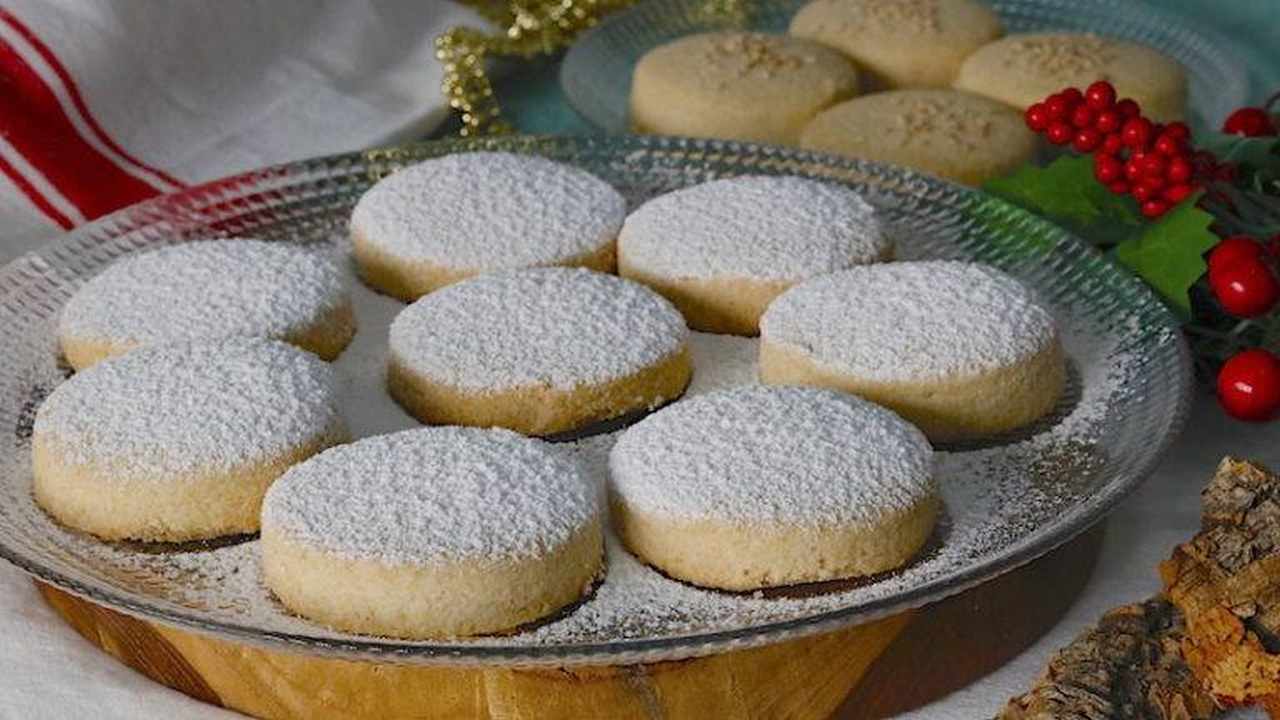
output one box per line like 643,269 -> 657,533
58,239 -> 354,370
350,152 -> 624,301
609,385 -> 937,590
790,0 -> 1003,89
261,426 -> 604,638
799,89 -> 1037,186
759,261 -> 1065,442
630,31 -> 859,145
32,339 -> 347,542
954,33 -> 1188,122
618,176 -> 891,335
388,267 -> 692,436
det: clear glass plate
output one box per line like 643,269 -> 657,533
561,0 -> 1250,135
0,135 -> 1190,665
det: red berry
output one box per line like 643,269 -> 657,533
1046,94 -> 1073,119
1153,133 -> 1186,157
1115,98 -> 1140,118
1025,103 -> 1051,132
1210,256 -> 1280,317
1222,107 -> 1277,137
1094,154 -> 1123,183
1085,81 -> 1117,109
1094,109 -> 1121,134
1166,156 -> 1193,184
1214,163 -> 1238,182
1060,88 -> 1084,106
1121,117 -> 1154,148
1101,133 -> 1125,156
1070,104 -> 1096,129
1217,349 -> 1280,422
1163,121 -> 1191,141
1208,236 -> 1265,279
1132,183 -> 1154,203
1073,128 -> 1103,152
1139,174 -> 1167,193
1126,154 -> 1146,180
1046,121 -> 1074,145
1163,183 -> 1194,204
1140,154 -> 1166,178
1141,199 -> 1169,218
1107,180 -> 1130,195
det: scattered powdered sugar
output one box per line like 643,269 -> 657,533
761,261 -> 1059,382
58,239 -> 349,347
33,339 -> 344,480
1,250 -> 1162,655
618,176 -> 889,281
388,267 -> 689,392
262,426 -> 600,564
350,152 -> 625,271
610,386 -> 934,526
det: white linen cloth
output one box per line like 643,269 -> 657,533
0,2 -> 1274,718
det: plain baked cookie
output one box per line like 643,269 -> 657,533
388,267 -> 692,436
32,339 -> 346,542
350,152 -> 625,301
261,426 -> 604,638
609,385 -> 937,590
799,89 -> 1036,186
759,261 -> 1065,442
954,33 -> 1188,122
58,239 -> 355,370
630,32 -> 859,145
618,176 -> 891,335
790,0 -> 1003,89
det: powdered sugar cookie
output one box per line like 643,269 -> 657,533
261,426 -> 604,638
954,33 -> 1187,122
388,267 -> 691,436
609,385 -> 937,590
799,89 -> 1036,186
630,32 -> 859,145
618,176 -> 891,335
350,152 -> 625,301
33,339 -> 346,542
790,0 -> 1003,89
760,261 -> 1065,441
58,239 -> 354,370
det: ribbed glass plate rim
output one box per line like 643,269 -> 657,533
0,134 -> 1193,665
561,0 -> 1252,135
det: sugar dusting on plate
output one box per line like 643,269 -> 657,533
4,232 -> 1154,652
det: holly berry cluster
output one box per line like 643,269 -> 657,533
1024,81 -> 1206,219
1019,84 -> 1280,422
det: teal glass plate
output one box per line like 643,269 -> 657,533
0,135 -> 1190,665
562,0 -> 1250,135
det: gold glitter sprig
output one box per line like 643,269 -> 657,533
437,0 -> 639,136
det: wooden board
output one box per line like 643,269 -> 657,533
36,526 -> 1103,719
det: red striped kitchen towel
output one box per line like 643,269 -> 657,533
0,0 -> 482,258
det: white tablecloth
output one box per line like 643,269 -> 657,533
0,2 -> 1276,716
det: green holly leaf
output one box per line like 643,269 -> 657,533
983,155 -> 1143,248
1112,199 -> 1218,320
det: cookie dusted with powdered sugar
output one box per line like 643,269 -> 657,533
618,176 -> 891,335
789,0 -> 1003,89
760,261 -> 1065,441
57,239 -> 355,370
955,33 -> 1187,122
261,426 -> 604,638
33,339 -> 347,542
350,152 -> 625,301
387,267 -> 692,436
609,385 -> 937,590
799,89 -> 1036,186
630,32 -> 859,145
